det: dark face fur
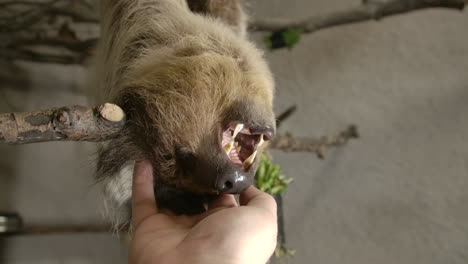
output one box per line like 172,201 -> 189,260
98,51 -> 275,214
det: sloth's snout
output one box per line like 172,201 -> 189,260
181,122 -> 273,195
215,168 -> 251,193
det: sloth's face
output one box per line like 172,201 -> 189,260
219,122 -> 274,190
174,104 -> 276,196
110,50 -> 275,213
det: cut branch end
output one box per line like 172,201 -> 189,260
99,103 -> 125,122
0,103 -> 126,144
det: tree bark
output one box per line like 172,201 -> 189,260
271,125 -> 359,159
0,103 -> 125,144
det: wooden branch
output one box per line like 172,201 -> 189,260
7,36 -> 97,54
0,48 -> 87,64
276,105 -> 297,128
0,0 -> 61,33
249,0 -> 466,32
0,103 -> 125,144
270,125 -> 359,159
0,0 -> 465,63
0,1 -> 57,7
20,224 -> 112,235
0,0 -> 97,33
47,6 -> 99,23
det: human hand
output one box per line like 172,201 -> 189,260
129,160 -> 278,264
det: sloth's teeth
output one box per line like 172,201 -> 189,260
257,134 -> 265,149
243,150 -> 257,168
233,124 -> 244,139
224,141 -> 234,154
234,141 -> 241,152
236,143 -> 242,153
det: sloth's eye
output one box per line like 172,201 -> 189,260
221,123 -> 273,171
175,148 -> 196,171
163,154 -> 174,161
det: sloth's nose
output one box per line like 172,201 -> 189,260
215,169 -> 250,193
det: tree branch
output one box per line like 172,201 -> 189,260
249,0 -> 466,32
0,103 -> 358,162
276,105 -> 298,128
0,0 -> 61,33
47,6 -> 99,23
0,48 -> 87,64
270,125 -> 359,159
20,224 -> 113,235
0,0 -> 465,63
0,0 -> 97,33
0,103 -> 125,144
0,1 -> 56,7
8,37 -> 97,53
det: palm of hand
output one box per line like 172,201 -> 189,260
129,161 -> 277,264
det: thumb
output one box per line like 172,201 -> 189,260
131,160 -> 157,229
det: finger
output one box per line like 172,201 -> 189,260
239,186 -> 277,216
207,194 -> 238,210
187,195 -> 238,225
131,160 -> 157,228
159,208 -> 176,217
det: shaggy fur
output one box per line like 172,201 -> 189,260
92,0 -> 275,227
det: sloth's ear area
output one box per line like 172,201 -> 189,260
111,87 -> 166,156
114,87 -> 156,127
175,147 -> 197,173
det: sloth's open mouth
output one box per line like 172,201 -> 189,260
221,123 -> 272,171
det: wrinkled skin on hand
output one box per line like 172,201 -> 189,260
129,160 -> 278,264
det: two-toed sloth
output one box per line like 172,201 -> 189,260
92,0 -> 275,227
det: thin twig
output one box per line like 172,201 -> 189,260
276,105 -> 297,128
19,225 -> 113,235
271,125 -> 359,159
0,0 -> 97,33
0,0 -> 61,32
0,48 -> 86,64
249,0 -> 466,32
47,6 -> 99,23
0,1 -> 53,7
9,37 -> 97,53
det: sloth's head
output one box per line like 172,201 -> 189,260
99,38 -> 275,214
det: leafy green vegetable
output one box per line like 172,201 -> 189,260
282,28 -> 303,49
255,154 -> 293,195
263,28 -> 303,50
256,155 -> 296,262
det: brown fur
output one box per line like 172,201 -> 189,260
91,0 -> 275,226
188,0 -> 247,36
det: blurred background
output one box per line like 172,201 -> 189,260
1,0 -> 468,263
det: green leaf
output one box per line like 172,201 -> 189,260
254,155 -> 293,195
282,28 -> 303,49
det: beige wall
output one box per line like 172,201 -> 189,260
252,1 -> 468,263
